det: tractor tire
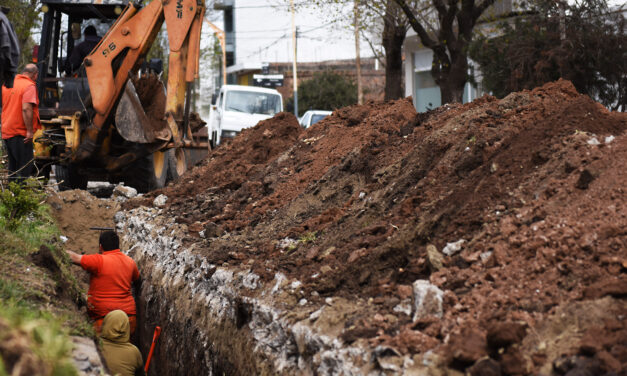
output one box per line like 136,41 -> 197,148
210,130 -> 218,149
122,151 -> 168,193
54,164 -> 88,191
167,148 -> 187,182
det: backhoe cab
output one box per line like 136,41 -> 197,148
34,0 -> 207,192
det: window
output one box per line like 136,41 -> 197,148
300,112 -> 311,127
225,91 -> 281,115
310,114 -> 327,126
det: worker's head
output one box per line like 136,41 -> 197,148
100,310 -> 130,343
22,64 -> 38,81
84,25 -> 98,37
99,231 -> 119,252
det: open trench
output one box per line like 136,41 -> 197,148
116,206 -> 369,376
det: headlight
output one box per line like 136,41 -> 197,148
221,130 -> 238,139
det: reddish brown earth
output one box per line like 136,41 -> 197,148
129,80 -> 626,374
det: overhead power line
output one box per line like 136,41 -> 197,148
232,1 -> 309,9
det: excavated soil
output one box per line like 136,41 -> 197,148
124,79 -> 625,374
47,190 -> 120,255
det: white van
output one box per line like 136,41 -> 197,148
208,85 -> 283,146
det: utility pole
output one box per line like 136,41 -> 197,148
291,0 -> 299,117
354,0 -> 363,105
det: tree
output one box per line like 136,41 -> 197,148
381,0 -> 409,100
469,0 -> 626,111
285,71 -> 357,116
394,0 -> 497,104
360,0 -> 418,100
302,1 -> 416,101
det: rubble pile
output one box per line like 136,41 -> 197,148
125,80 -> 625,374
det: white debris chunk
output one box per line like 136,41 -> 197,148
271,273 -> 287,294
605,135 -> 615,144
290,281 -> 302,290
393,299 -> 412,316
412,280 -> 444,321
442,239 -> 466,256
587,137 -> 600,145
153,194 -> 168,207
113,184 -> 138,199
242,273 -> 260,290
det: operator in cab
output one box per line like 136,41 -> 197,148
65,25 -> 101,76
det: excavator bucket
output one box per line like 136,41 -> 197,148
115,78 -> 171,144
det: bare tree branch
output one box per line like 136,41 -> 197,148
394,0 -> 437,48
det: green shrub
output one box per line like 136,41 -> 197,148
0,180 -> 45,230
286,71 -> 358,117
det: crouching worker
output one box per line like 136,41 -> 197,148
101,310 -> 144,376
67,231 -> 140,334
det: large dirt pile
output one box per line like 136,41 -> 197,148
131,80 -> 626,374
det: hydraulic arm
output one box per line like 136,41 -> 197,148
75,0 -> 205,170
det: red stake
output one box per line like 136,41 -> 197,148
144,326 -> 162,373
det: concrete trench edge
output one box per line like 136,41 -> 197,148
115,206 -> 371,375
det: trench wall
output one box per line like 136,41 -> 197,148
115,206 -> 369,376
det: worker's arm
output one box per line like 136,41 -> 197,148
21,102 -> 34,143
66,250 -> 83,265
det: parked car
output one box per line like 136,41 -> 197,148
208,85 -> 283,146
299,110 -> 332,128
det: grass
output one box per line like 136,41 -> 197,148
287,231 -> 319,253
0,304 -> 78,376
0,182 -> 91,374
299,231 -> 317,244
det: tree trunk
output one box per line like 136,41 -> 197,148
354,0 -> 363,105
432,49 -> 468,104
438,79 -> 465,104
382,3 -> 406,101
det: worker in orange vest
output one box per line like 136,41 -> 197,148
1,64 -> 41,183
66,231 -> 140,334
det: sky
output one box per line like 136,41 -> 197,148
209,0 -> 374,66
215,0 -> 625,67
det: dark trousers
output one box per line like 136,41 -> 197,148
3,136 -> 34,183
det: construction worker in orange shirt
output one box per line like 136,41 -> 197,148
1,64 -> 41,182
67,231 -> 140,334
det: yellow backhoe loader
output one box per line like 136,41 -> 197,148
33,0 -> 208,192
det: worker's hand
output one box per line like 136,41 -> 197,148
24,130 -> 34,144
66,250 -> 83,265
